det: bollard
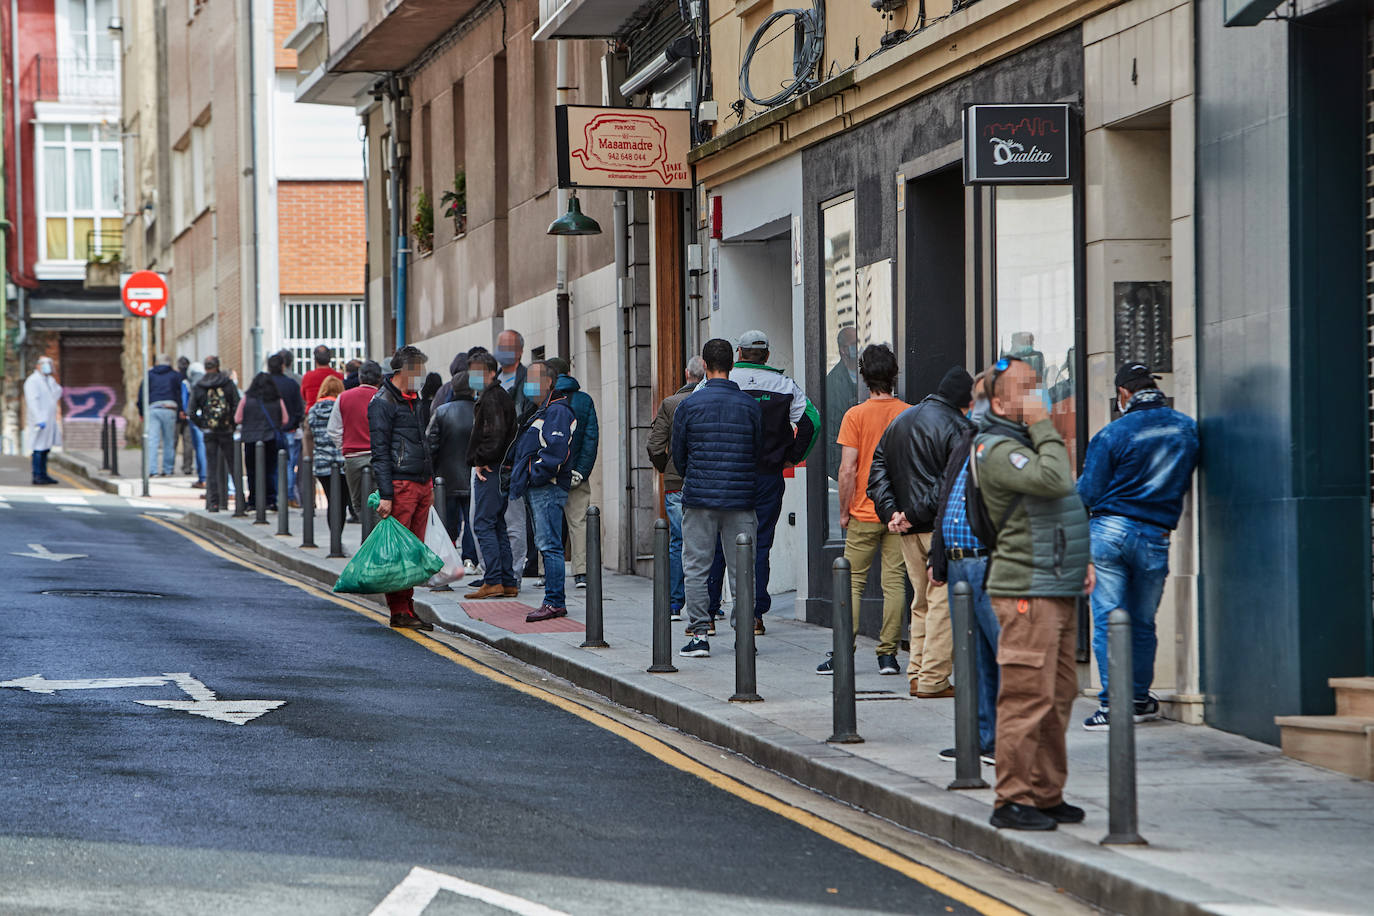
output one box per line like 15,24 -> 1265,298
828,557 -> 862,743
276,448 -> 291,536
100,417 -> 111,471
300,462 -> 316,548
327,463 -> 346,558
948,581 -> 989,789
233,438 -> 246,517
730,533 -> 762,703
580,506 -> 608,648
253,441 -> 268,525
433,476 -> 448,536
110,422 -> 120,477
647,518 -> 677,673
360,465 -> 375,542
1102,608 -> 1147,845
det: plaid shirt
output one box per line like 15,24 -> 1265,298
941,461 -> 984,552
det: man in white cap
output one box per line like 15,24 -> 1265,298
24,356 -> 63,485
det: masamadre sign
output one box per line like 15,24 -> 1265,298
556,105 -> 692,192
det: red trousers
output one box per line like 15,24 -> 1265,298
386,478 -> 433,616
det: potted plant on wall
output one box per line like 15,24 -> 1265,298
413,188 -> 434,256
441,171 -> 467,236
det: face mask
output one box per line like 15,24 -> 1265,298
468,371 -> 485,390
495,348 -> 517,365
522,381 -> 541,399
1031,387 -> 1051,413
403,373 -> 423,393
39,362 -> 53,376
968,398 -> 989,421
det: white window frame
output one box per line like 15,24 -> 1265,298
56,0 -> 118,100
280,298 -> 369,371
34,120 -> 123,276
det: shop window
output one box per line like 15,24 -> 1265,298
993,186 -> 1078,462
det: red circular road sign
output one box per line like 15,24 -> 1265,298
121,270 -> 168,317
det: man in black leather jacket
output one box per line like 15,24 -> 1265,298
866,366 -> 974,697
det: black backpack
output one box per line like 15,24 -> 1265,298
964,438 -> 1023,550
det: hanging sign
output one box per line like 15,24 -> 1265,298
555,105 -> 692,191
962,104 -> 1074,185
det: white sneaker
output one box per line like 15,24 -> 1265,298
463,561 -> 479,576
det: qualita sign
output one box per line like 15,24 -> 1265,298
962,104 -> 1074,185
556,105 -> 692,191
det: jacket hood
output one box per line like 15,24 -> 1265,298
150,364 -> 179,377
449,353 -> 466,377
553,375 -> 581,393
196,371 -> 231,388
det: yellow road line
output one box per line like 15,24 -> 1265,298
143,513 -> 1024,916
49,467 -> 98,494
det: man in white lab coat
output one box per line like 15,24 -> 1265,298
24,356 -> 62,485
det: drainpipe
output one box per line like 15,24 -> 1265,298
387,76 -> 407,349
614,189 -> 630,572
245,0 -> 263,372
10,0 -> 27,354
555,40 -> 570,359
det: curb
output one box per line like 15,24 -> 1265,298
50,451 -> 127,495
180,507 -> 1256,916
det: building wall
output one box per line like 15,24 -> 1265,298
278,181 -> 365,295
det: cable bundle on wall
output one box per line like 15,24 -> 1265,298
738,0 -> 824,109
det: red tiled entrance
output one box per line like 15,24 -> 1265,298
457,600 -> 584,634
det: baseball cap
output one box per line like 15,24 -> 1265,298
1115,362 -> 1162,388
737,329 -> 769,349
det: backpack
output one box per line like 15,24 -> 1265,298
201,385 -> 233,432
964,439 -> 1023,550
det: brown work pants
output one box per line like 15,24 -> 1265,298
898,532 -> 952,692
991,595 -> 1077,808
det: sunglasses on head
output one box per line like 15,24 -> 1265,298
988,355 -> 1027,400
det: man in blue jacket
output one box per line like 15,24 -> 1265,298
1078,363 -> 1199,730
673,339 -> 764,658
138,354 -> 183,477
508,361 -> 578,623
546,357 -> 599,589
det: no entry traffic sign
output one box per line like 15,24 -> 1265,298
121,270 -> 168,317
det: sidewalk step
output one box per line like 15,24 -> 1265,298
1274,714 -> 1374,780
1330,676 -> 1374,717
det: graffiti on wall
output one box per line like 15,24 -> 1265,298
63,385 -> 118,420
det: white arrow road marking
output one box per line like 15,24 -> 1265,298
11,543 -> 87,562
370,866 -> 570,916
0,672 -> 285,725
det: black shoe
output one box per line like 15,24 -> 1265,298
1134,695 -> 1161,722
877,654 -> 899,675
389,615 -> 424,629
990,803 -> 1057,831
679,636 -> 710,658
816,652 -> 834,675
938,747 -> 996,767
1038,802 -> 1085,824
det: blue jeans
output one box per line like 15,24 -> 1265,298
472,474 -> 515,588
665,490 -> 685,610
1089,515 -> 1171,705
31,449 -> 50,481
286,434 -> 303,502
190,423 -> 206,481
707,471 -> 785,617
147,405 -> 178,475
947,557 -> 1000,752
528,484 -> 570,609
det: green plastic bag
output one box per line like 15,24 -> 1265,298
333,492 -> 445,594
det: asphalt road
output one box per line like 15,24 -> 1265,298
0,459 -> 1039,916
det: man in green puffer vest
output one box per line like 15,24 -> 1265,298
973,356 -> 1094,833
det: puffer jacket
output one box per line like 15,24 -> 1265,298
671,378 -> 762,511
974,414 -> 1089,598
367,375 -> 433,499
553,375 -> 599,478
508,390 -> 577,498
427,396 -> 475,496
1077,389 -> 1199,530
867,394 -> 973,533
307,398 -> 342,476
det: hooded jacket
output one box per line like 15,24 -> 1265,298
367,374 -> 433,499
1077,389 -> 1199,530
867,394 -> 973,533
189,371 -> 241,432
140,364 -> 183,412
552,375 -> 599,479
508,389 -> 577,498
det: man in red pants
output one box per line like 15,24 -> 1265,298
369,345 -> 437,630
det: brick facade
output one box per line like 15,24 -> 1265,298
278,181 -> 366,296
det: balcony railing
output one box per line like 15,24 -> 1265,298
85,226 -> 123,267
26,55 -> 119,104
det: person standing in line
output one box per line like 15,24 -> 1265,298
928,374 -> 998,766
235,372 -> 288,511
646,356 -> 707,620
190,355 -> 241,512
427,353 -> 479,570
495,329 -> 532,582
674,339 -> 763,659
328,359 -> 382,522
816,344 -> 909,676
369,346 -> 436,631
464,351 -> 519,600
545,357 -> 599,590
343,359 -> 363,390
24,356 -> 62,486
866,366 -> 974,698
975,355 -> 1093,832
307,375 -> 346,522
268,352 -> 305,508
140,354 -> 183,477
175,356 -> 196,476
509,362 -> 578,621
302,345 -> 344,410
181,362 -> 208,488
1078,363 -> 1199,731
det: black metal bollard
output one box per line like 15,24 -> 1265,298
233,438 -> 246,517
360,465 -> 375,542
276,449 -> 291,536
300,462 -> 316,548
648,518 -> 677,673
327,462 -> 345,558
948,581 -> 989,788
100,417 -> 111,471
433,475 -> 447,533
730,533 -> 762,703
828,557 -> 862,743
253,441 -> 268,525
110,422 -> 120,477
580,506 -> 608,648
1102,608 -> 1147,845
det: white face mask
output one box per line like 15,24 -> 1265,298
38,362 -> 53,376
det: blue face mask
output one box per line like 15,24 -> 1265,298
522,381 -> 541,399
468,371 -> 485,390
1031,387 -> 1052,412
495,348 -> 517,365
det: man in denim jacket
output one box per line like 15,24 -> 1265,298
1078,363 -> 1199,730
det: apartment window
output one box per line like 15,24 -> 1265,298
61,0 -> 115,68
38,122 -> 121,262
171,144 -> 188,231
281,298 -> 368,371
171,120 -> 212,233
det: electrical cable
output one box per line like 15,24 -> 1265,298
738,0 -> 824,108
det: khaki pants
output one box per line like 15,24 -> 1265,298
564,477 -> 593,576
991,596 -> 1077,808
842,519 -> 907,656
899,532 -> 951,692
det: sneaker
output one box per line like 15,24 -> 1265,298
816,652 -> 834,675
1038,801 -> 1085,824
938,747 -> 997,767
679,636 -> 710,658
526,604 -> 568,623
1082,707 -> 1111,731
1134,695 -> 1161,722
877,654 -> 899,675
753,619 -> 766,636
463,560 -> 480,577
669,606 -> 683,622
990,803 -> 1057,831
533,577 -> 545,588
574,575 -> 586,589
